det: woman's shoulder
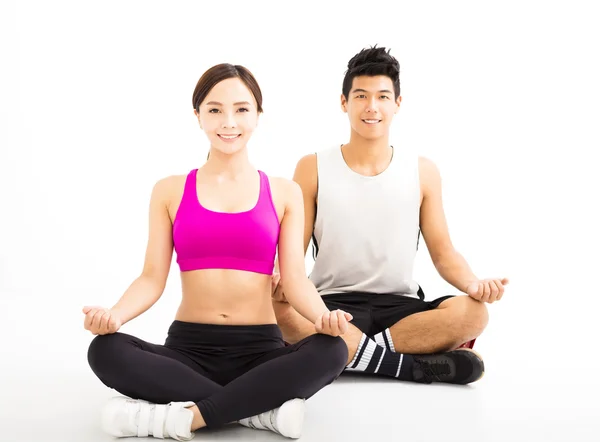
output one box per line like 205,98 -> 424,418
264,174 -> 302,207
264,174 -> 299,193
150,173 -> 189,202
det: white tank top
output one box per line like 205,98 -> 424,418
308,145 -> 421,298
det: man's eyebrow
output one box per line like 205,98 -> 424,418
351,88 -> 393,94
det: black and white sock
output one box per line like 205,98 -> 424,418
345,333 -> 413,380
372,328 -> 395,352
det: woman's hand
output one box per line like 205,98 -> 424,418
82,306 -> 122,335
315,309 -> 353,337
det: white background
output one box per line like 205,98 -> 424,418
1,1 -> 599,441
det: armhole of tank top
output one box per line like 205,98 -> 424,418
259,171 -> 279,224
414,154 -> 422,251
173,169 -> 197,225
312,150 -> 324,259
314,150 -> 322,225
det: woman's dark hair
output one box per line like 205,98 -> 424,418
192,63 -> 263,113
342,45 -> 401,99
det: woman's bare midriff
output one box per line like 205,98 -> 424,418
174,269 -> 278,325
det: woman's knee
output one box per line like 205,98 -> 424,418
87,332 -> 128,373
307,334 -> 349,371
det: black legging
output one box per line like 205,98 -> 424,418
87,320 -> 348,428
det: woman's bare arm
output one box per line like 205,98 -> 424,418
109,177 -> 176,325
276,179 -> 330,324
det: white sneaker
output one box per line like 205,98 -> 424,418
238,398 -> 305,439
101,396 -> 195,441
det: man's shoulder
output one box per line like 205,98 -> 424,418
295,145 -> 337,165
295,152 -> 317,169
418,156 -> 441,179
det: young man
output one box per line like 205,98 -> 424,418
272,46 -> 508,385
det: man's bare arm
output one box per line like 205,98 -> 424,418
418,157 -> 478,293
419,157 -> 508,302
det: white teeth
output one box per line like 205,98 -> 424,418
363,120 -> 380,124
219,134 -> 239,139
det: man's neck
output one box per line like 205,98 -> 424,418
343,134 -> 392,166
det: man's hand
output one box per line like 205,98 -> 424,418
466,278 -> 509,303
83,306 -> 122,335
315,310 -> 353,337
271,272 -> 288,303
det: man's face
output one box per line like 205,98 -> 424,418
341,75 -> 401,141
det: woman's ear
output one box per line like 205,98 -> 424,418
194,108 -> 202,129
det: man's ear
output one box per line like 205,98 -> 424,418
395,96 -> 402,114
341,94 -> 348,113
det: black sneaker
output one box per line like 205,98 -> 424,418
412,348 -> 485,385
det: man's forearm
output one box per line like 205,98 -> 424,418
282,276 -> 329,324
434,250 -> 478,293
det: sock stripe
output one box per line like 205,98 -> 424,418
384,328 -> 395,352
349,334 -> 368,369
354,339 -> 377,372
345,333 -> 412,381
396,354 -> 404,378
374,345 -> 386,373
364,344 -> 384,373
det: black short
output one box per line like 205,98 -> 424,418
322,291 -> 454,337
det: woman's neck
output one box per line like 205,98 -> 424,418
202,147 -> 255,180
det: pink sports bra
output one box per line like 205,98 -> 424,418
172,169 -> 280,275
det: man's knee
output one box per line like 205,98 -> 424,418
458,296 -> 489,336
442,296 -> 489,338
339,323 -> 366,365
272,300 -> 315,343
273,300 -> 302,333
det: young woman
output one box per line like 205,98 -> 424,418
83,63 -> 352,441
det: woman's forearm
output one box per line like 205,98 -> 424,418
282,276 -> 329,324
110,275 -> 165,325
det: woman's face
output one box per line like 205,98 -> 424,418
195,77 -> 259,156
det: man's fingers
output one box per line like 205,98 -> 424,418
466,282 -> 479,297
489,280 -> 500,302
495,279 -> 506,301
483,282 -> 491,300
271,273 -> 281,287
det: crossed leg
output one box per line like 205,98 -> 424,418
274,295 -> 488,359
